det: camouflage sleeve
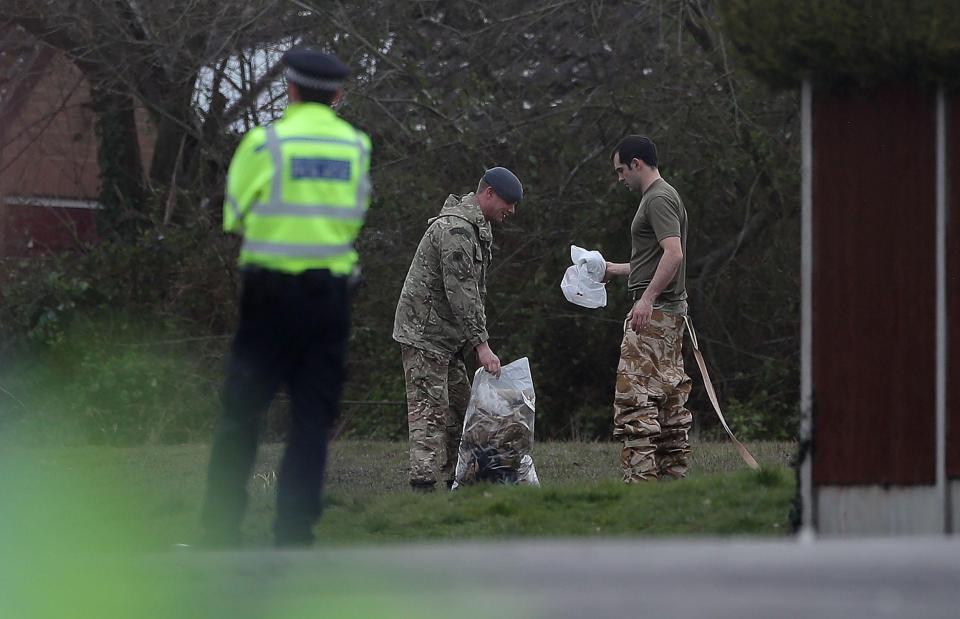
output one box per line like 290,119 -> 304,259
438,225 -> 489,349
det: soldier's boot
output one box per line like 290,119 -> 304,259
621,438 -> 657,483
439,425 -> 459,488
656,450 -> 689,480
656,427 -> 690,480
410,480 -> 436,493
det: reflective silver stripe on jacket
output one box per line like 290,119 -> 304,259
252,125 -> 369,221
354,127 -> 371,216
226,194 -> 243,223
254,134 -> 370,155
250,203 -> 367,219
241,240 -> 355,258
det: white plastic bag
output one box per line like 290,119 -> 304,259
560,244 -> 607,308
452,357 -> 540,488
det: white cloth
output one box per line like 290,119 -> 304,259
560,245 -> 607,308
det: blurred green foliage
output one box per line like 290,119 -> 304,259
0,446 -> 484,619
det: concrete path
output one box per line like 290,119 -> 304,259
157,536 -> 960,618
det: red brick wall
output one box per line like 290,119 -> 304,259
0,54 -> 100,199
1,204 -> 98,256
0,49 -> 155,256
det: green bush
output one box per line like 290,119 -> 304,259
73,337 -> 221,445
721,0 -> 960,89
0,196 -> 238,356
1,316 -> 224,445
700,358 -> 799,442
0,198 -> 235,445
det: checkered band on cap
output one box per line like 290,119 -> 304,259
286,67 -> 343,91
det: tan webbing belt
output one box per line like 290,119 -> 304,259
683,315 -> 760,470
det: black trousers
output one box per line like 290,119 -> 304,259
201,267 -> 350,543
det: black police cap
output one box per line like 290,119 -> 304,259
282,48 -> 349,91
482,167 -> 523,204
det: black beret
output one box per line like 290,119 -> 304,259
482,167 -> 523,204
282,48 -> 349,90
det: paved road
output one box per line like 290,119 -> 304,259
156,536 -> 960,618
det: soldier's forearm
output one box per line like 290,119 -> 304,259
641,251 -> 682,304
458,308 -> 488,349
605,262 -> 630,279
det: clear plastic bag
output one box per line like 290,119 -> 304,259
560,245 -> 607,308
452,357 -> 540,488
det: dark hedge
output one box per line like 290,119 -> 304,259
720,0 -> 960,90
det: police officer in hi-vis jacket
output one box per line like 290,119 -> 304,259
201,47 -> 372,547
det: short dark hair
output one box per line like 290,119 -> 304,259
294,83 -> 338,105
613,135 -> 658,169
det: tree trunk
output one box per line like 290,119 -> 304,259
148,79 -> 200,191
89,83 -> 147,236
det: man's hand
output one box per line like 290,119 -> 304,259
628,296 -> 653,333
475,341 -> 501,377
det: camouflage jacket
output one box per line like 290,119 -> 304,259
393,192 -> 492,356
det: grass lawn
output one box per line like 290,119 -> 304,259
0,440 -> 796,550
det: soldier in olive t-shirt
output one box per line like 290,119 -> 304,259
605,135 -> 693,483
628,178 -> 688,314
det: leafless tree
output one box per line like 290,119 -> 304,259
1,0 -> 802,439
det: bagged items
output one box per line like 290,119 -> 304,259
560,245 -> 607,308
452,357 -> 540,488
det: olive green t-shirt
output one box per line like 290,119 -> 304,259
628,178 -> 688,313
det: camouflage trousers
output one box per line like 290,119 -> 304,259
613,310 -> 693,483
401,345 -> 471,486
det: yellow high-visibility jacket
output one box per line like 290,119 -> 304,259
223,102 -> 372,275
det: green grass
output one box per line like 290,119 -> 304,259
317,468 -> 793,543
0,440 -> 796,549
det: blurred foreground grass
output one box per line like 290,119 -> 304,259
0,440 -> 795,549
0,440 -> 795,619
